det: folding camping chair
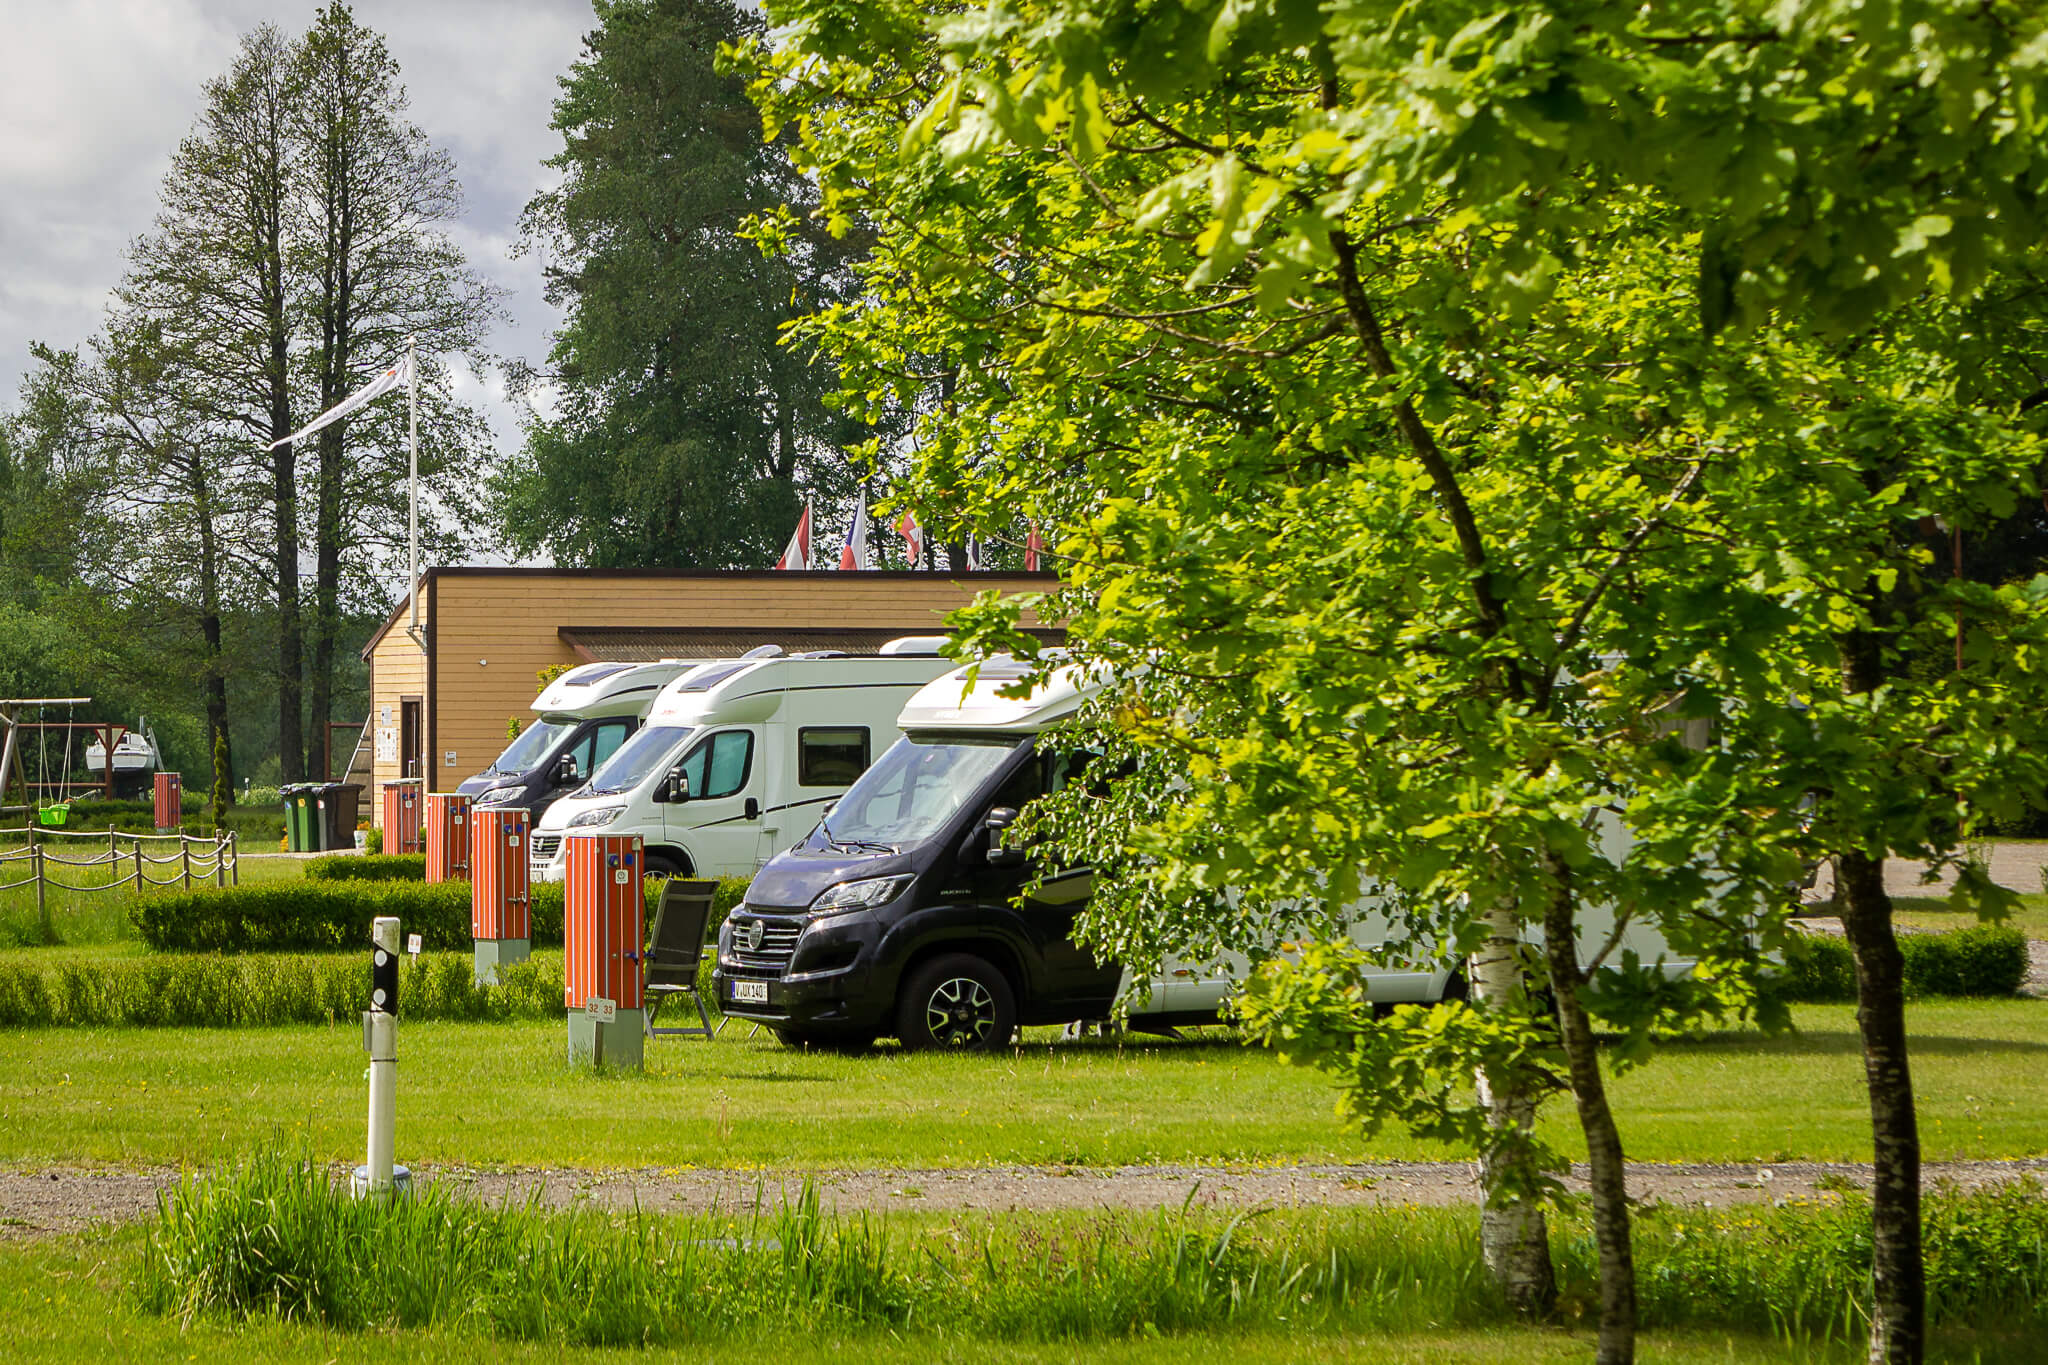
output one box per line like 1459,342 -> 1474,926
644,877 -> 718,1039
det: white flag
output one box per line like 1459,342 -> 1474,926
267,354 -> 411,450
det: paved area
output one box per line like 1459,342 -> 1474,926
5,1158 -> 2045,1240
1883,841 -> 2048,898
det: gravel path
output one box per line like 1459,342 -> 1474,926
5,1158 -> 2045,1241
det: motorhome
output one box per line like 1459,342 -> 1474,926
458,659 -> 697,820
713,658 -> 1699,1051
529,641 -> 961,882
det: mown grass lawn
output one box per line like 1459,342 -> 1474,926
0,852 -> 307,949
1,999 -> 2041,1169
1892,892 -> 2048,940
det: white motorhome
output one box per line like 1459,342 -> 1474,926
714,657 -> 1699,1050
530,641 -> 962,881
458,658 -> 703,821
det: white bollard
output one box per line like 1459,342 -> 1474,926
352,915 -> 411,1200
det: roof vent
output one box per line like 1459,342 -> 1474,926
879,635 -> 949,656
739,644 -> 784,659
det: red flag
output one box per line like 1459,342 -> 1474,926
775,501 -> 813,570
894,509 -> 923,567
837,491 -> 870,571
1025,522 -> 1044,572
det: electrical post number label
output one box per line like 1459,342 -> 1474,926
585,997 -> 616,1023
730,980 -> 768,1004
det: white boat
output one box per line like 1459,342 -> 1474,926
84,719 -> 162,796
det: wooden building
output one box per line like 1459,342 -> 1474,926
358,567 -> 1055,817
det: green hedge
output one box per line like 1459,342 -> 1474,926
0,951 -> 576,1028
305,854 -> 426,882
130,875 -> 753,954
1779,924 -> 2030,1001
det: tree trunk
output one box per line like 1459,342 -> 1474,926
1838,847 -> 1925,1365
1540,857 -> 1636,1363
1835,625 -> 1925,1365
265,186 -> 301,785
196,498 -> 232,809
307,424 -> 343,778
1468,895 -> 1558,1316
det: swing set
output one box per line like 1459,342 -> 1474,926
0,698 -> 124,826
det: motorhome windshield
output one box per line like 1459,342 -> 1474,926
823,735 -> 1023,849
586,724 -> 692,796
485,719 -> 574,776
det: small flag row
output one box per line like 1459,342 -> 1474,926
775,495 -> 1046,572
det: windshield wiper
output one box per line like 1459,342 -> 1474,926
820,811 -> 896,855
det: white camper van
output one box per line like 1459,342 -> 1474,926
458,658 -> 701,821
530,642 -> 963,882
715,657 -> 1700,1050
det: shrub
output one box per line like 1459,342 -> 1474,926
1776,924 -> 2029,1002
305,854 -> 426,882
1898,923 -> 2030,997
127,873 -> 750,954
365,826 -> 383,855
0,950 -> 574,1028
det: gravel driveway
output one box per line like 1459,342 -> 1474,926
6,1158 -> 2045,1241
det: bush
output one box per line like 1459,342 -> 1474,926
129,874 -> 751,954
0,950 -> 572,1028
305,854 -> 425,882
365,826 -> 383,854
1777,924 -> 2029,1002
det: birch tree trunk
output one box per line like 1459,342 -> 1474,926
1468,895 -> 1557,1316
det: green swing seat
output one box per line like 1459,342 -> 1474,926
38,803 -> 69,827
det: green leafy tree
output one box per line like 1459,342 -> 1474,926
749,4 -> 2048,1362
500,0 -> 868,568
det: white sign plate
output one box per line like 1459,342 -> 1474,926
508,834 -> 520,847
585,996 -> 616,1022
406,934 -> 422,957
730,980 -> 768,1005
444,750 -> 457,767
613,868 -> 630,884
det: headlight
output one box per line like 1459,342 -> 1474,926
567,805 -> 625,829
473,785 -> 521,807
807,875 -> 912,915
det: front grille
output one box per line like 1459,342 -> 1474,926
530,833 -> 562,864
727,915 -> 801,973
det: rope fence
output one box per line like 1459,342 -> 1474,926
0,829 -> 239,937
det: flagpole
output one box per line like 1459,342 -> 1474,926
406,335 -> 421,647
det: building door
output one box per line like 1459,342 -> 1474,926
400,696 -> 422,780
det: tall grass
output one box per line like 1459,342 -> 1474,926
138,1150 -> 2048,1350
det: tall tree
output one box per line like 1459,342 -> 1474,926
751,3 -> 2048,1362
289,1 -> 499,779
119,24 -> 303,781
500,0 -> 862,568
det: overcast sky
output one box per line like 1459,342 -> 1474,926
0,0 -> 598,453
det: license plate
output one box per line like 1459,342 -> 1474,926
730,980 -> 769,1004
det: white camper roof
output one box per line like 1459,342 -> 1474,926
897,655 -> 1096,734
643,641 -> 963,727
532,659 -> 697,720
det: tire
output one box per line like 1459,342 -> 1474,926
895,953 -> 1017,1053
643,852 -> 686,879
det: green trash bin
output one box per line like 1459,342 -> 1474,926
282,785 -> 318,852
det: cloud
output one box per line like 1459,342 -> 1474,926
0,0 -> 595,462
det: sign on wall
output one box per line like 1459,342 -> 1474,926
375,727 -> 397,762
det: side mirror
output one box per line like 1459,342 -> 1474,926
660,765 -> 690,804
984,806 -> 1025,868
553,754 -> 580,787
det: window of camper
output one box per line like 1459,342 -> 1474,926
679,729 -> 754,800
799,727 -> 870,786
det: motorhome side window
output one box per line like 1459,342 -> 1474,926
590,720 -> 631,772
798,727 -> 870,786
679,730 -> 753,799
